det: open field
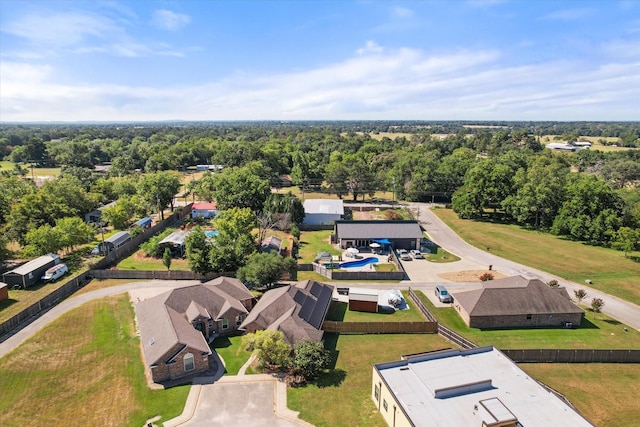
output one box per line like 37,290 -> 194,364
414,290 -> 640,349
282,186 -> 395,203
432,208 -> 640,305
520,363 -> 640,427
288,333 -> 454,427
0,294 -> 190,426
541,135 -> 635,152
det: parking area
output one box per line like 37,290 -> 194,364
398,253 -> 485,282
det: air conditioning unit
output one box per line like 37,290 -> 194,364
563,322 -> 573,329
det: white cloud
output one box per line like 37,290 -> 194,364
357,40 -> 384,55
541,8 -> 595,21
1,46 -> 639,121
392,7 -> 414,18
152,9 -> 191,31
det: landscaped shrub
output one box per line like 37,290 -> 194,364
385,210 -> 402,220
140,228 -> 174,258
548,280 -> 560,288
291,224 -> 300,240
479,272 -> 494,281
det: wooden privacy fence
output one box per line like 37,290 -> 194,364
90,269 -> 227,281
0,271 -> 93,338
408,287 -> 477,350
503,349 -> 640,363
322,320 -> 437,334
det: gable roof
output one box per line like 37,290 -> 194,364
205,276 -> 254,302
192,202 -> 217,210
6,254 -> 59,276
135,279 -> 251,366
159,230 -> 192,246
105,231 -> 131,245
304,199 -> 344,215
335,220 -> 423,240
239,280 -> 333,344
452,276 -> 584,317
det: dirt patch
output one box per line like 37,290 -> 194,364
438,270 -> 507,282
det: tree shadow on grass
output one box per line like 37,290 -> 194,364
314,368 -> 347,388
603,319 -> 622,326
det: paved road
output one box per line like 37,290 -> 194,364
408,202 -> 640,331
0,280 -> 199,359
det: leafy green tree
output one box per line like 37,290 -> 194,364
138,171 -> 182,220
209,207 -> 257,272
552,174 -> 623,244
212,167 -> 270,212
237,252 -> 296,289
102,198 -> 135,229
612,227 -> 639,257
163,247 -> 172,271
324,151 -> 349,199
242,330 -> 292,369
185,227 -> 212,274
22,224 -> 63,256
55,217 -> 95,253
291,339 -> 329,380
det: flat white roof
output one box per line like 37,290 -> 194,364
375,347 -> 592,427
303,199 -> 344,215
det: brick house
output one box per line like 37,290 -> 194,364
135,277 -> 254,383
452,276 -> 584,329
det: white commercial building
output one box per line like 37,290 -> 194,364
303,199 -> 344,225
372,346 -> 593,427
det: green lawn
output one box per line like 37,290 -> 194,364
288,333 -> 454,427
414,290 -> 640,349
298,230 -> 341,263
211,335 -> 254,375
432,208 -> 640,305
0,295 -> 189,426
326,291 -> 427,322
117,250 -> 191,271
520,363 -> 640,427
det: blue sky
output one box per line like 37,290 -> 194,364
1,0 -> 638,122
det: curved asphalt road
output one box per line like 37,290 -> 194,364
408,202 -> 640,331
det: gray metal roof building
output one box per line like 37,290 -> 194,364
2,254 -> 60,288
334,220 -> 423,250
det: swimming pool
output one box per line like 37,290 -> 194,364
204,230 -> 219,238
339,257 -> 379,269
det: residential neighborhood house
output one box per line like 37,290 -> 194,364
135,277 -> 254,383
333,220 -> 423,251
451,276 -> 584,329
191,202 -> 218,219
303,199 -> 344,226
372,346 -> 593,427
2,253 -> 61,289
239,280 -> 333,345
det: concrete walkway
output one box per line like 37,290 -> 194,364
408,202 -> 640,331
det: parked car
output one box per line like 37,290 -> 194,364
397,249 -> 411,261
42,263 -> 68,282
410,249 -> 424,259
435,285 -> 453,303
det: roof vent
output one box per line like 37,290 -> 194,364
149,337 -> 155,345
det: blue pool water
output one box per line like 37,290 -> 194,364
204,230 -> 219,238
339,257 -> 379,269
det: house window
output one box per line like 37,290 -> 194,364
236,315 -> 242,325
374,384 -> 380,400
383,399 -> 388,412
526,314 -> 532,320
208,319 -> 214,328
184,353 -> 195,371
221,318 -> 229,329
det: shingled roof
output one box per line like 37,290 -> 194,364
239,280 -> 333,344
135,280 -> 251,366
452,276 -> 584,317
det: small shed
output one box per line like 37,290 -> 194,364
348,288 -> 379,313
2,254 -> 60,289
260,236 -> 282,254
159,230 -> 192,256
0,282 -> 8,302
84,201 -> 116,224
100,231 -> 131,254
131,217 -> 152,230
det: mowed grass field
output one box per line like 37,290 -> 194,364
520,363 -> 640,427
433,208 -> 640,305
288,333 -> 454,427
0,294 -> 189,427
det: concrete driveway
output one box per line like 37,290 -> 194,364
398,254 -> 485,282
